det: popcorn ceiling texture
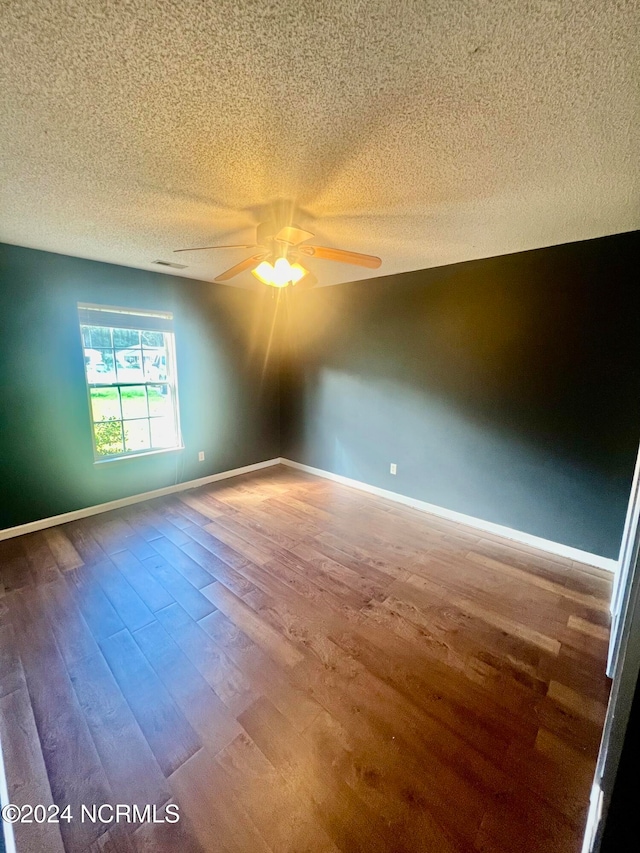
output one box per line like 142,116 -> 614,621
0,0 -> 638,288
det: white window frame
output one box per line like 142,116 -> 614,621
78,303 -> 183,463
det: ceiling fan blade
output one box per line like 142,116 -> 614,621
294,271 -> 318,292
275,226 -> 315,246
298,245 -> 381,268
215,253 -> 267,282
174,243 -> 258,253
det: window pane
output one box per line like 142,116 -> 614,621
90,387 -> 121,421
142,347 -> 168,381
112,328 -> 140,348
124,419 -> 151,453
142,330 -> 164,347
82,325 -> 112,349
115,345 -> 145,383
84,347 -> 116,383
147,385 -> 172,417
121,386 -> 148,419
94,419 -> 124,456
150,417 -> 178,449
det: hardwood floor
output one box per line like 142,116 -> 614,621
0,466 -> 612,852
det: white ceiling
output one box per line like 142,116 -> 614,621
1,0 -> 638,288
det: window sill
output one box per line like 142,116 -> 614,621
93,446 -> 184,465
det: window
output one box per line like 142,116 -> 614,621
78,304 -> 182,461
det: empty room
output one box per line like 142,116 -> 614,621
1,2 -> 639,852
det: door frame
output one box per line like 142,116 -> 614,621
607,444 -> 640,675
583,444 -> 640,851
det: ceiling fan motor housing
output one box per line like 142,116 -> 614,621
256,219 -> 279,247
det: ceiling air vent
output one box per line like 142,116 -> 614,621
152,259 -> 187,269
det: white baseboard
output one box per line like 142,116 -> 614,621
0,454 -> 617,573
0,458 -> 281,542
280,458 -> 618,573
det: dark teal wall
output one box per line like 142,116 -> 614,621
282,231 -> 640,558
4,232 -> 639,557
0,243 -> 280,530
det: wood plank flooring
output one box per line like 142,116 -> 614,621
0,466 -> 612,852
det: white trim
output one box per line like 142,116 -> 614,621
280,458 -> 617,572
582,781 -> 604,853
0,454 -> 617,572
608,443 -> 640,671
0,734 -> 16,853
93,446 -> 184,465
77,301 -> 173,320
0,458 -> 281,542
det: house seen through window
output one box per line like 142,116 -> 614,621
78,304 -> 182,460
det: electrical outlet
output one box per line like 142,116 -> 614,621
198,451 -> 205,462
390,463 -> 397,475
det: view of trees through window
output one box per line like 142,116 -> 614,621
80,313 -> 181,459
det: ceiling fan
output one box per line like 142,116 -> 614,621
174,220 -> 381,290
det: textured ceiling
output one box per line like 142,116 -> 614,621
0,0 -> 639,289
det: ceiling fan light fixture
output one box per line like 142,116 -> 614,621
252,260 -> 276,284
252,258 -> 308,288
289,263 -> 307,284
